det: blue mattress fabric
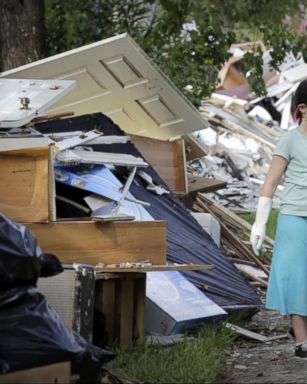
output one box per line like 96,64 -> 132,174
36,113 -> 261,308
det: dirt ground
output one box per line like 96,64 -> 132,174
222,309 -> 307,384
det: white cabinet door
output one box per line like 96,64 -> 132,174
0,78 -> 75,128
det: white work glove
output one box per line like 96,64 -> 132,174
250,196 -> 272,256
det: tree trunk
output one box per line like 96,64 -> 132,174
0,0 -> 45,71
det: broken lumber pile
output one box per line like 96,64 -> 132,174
192,192 -> 273,287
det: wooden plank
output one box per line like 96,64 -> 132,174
95,264 -> 214,274
236,266 -> 268,288
219,218 -> 269,274
32,111 -> 74,123
0,138 -> 50,152
225,323 -> 287,342
59,148 -> 148,167
26,220 -> 166,265
95,273 -> 147,347
225,322 -> 268,342
0,362 -> 71,384
0,147 -> 49,222
131,135 -> 187,195
48,146 -> 56,221
183,134 -> 207,161
188,175 -> 227,194
120,278 -> 134,348
176,139 -> 188,195
95,279 -> 116,344
134,275 -> 146,345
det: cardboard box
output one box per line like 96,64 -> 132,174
145,271 -> 227,335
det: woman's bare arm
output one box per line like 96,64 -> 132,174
261,155 -> 288,198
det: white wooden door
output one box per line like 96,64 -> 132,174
2,34 -> 208,139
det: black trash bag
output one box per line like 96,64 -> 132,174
0,213 -> 62,286
93,309 -> 109,348
0,285 -> 114,382
0,358 -> 9,375
39,253 -> 64,277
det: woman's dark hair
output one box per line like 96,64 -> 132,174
293,79 -> 307,120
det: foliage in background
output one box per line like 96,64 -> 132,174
45,0 -> 306,106
141,1 -> 235,105
45,0 -> 150,54
106,323 -> 235,383
213,0 -> 307,96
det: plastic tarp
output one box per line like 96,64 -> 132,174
36,113 -> 261,308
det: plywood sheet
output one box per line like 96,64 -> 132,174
131,135 -> 187,194
0,147 -> 49,222
27,220 -> 166,265
1,34 -> 208,139
221,66 -> 247,90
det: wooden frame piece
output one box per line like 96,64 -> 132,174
0,147 -> 49,222
95,273 -> 146,348
131,135 -> 188,195
26,220 -> 166,265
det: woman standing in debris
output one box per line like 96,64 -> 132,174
251,79 -> 307,359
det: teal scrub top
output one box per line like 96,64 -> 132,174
274,128 -> 307,216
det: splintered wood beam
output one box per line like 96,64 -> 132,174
95,264 -> 214,273
225,323 -> 287,342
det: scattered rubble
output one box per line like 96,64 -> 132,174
0,35 -> 306,382
222,309 -> 307,384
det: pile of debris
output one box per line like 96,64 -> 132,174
0,81 -> 261,380
184,47 -> 306,297
1,33 -> 305,381
188,50 -> 307,211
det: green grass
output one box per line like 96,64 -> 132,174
106,210 -> 280,383
240,208 -> 279,240
106,323 -> 235,384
